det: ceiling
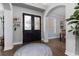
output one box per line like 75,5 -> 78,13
12,3 -> 66,18
12,3 -> 47,12
12,3 -> 54,12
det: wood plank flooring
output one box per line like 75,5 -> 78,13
0,39 -> 66,56
48,39 -> 66,56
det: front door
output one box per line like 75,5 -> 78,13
23,13 -> 41,43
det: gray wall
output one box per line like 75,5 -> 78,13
13,5 -> 44,44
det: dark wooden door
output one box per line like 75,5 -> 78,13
23,13 -> 41,43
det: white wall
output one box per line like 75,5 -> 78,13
4,10 -> 13,50
13,5 -> 44,44
0,11 -> 3,37
3,3 -> 13,51
0,4 -> 3,37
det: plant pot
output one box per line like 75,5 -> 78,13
76,36 -> 79,55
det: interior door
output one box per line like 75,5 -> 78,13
23,13 -> 41,43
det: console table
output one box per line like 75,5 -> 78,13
60,30 -> 66,42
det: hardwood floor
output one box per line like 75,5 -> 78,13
48,39 -> 66,56
0,39 -> 66,56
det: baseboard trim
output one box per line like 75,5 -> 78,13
4,46 -> 13,51
48,36 -> 59,39
42,39 -> 49,43
13,42 -> 23,45
65,50 -> 76,56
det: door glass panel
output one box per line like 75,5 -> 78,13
24,15 -> 31,30
34,17 -> 40,30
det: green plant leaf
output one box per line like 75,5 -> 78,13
67,4 -> 79,36
73,10 -> 79,17
71,26 -> 74,29
68,30 -> 72,32
67,15 -> 76,21
68,21 -> 78,25
74,5 -> 79,9
74,3 -> 79,9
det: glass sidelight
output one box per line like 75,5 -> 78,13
24,15 -> 31,30
34,17 -> 40,30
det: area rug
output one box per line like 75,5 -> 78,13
14,43 -> 52,56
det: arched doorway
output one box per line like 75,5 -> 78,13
43,5 -> 66,55
43,5 -> 66,42
47,6 -> 66,41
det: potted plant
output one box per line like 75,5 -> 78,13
67,3 -> 79,36
67,3 -> 79,55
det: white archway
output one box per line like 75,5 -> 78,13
43,4 -> 66,42
47,6 -> 65,40
44,4 -> 66,16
